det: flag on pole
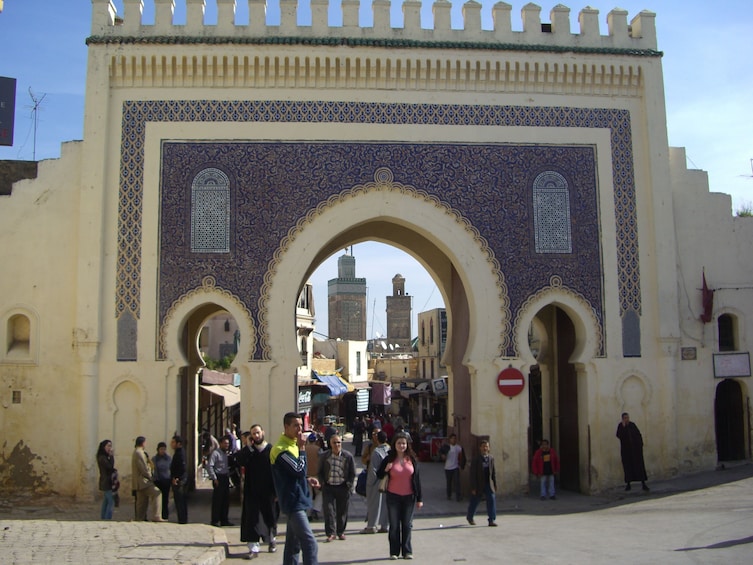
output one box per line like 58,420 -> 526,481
700,271 -> 714,323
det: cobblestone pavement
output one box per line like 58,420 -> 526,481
1,441 -> 752,564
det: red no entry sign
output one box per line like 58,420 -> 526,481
497,367 -> 525,397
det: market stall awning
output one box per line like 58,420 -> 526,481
337,375 -> 355,393
200,369 -> 239,385
313,371 -> 348,396
200,384 -> 240,407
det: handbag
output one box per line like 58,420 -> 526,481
378,473 -> 390,493
355,469 -> 367,496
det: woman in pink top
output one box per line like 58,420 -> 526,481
376,432 -> 423,560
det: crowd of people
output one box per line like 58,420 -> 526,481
96,411 -> 650,564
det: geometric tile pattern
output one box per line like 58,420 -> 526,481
533,171 -> 572,254
117,100 -> 640,359
190,167 -> 231,253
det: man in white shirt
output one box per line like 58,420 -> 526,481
440,434 -> 466,501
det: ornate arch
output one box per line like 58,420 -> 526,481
105,374 -> 148,413
514,275 -> 603,361
615,370 -> 653,413
261,167 -> 510,362
159,275 -> 256,362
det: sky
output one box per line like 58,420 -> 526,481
1,1 -> 751,338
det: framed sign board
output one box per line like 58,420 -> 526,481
713,353 -> 751,378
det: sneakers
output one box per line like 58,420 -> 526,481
244,553 -> 258,560
268,539 -> 277,553
404,554 -> 414,560
390,556 -> 398,561
250,542 -> 260,554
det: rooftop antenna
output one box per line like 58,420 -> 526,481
28,88 -> 46,161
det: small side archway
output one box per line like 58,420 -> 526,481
516,281 -> 601,493
161,277 -> 256,479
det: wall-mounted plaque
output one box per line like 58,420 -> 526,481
713,353 -> 751,378
681,347 -> 697,361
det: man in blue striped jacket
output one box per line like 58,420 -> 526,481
271,412 -> 321,565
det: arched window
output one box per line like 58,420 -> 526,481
533,171 -> 572,254
6,314 -> 30,357
191,168 -> 230,253
2,308 -> 38,364
718,314 -> 737,352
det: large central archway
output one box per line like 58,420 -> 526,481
258,169 -> 509,444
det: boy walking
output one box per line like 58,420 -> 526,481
532,439 -> 560,500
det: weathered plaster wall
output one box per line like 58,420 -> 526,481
0,142 -> 83,494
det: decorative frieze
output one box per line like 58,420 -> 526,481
107,52 -> 643,96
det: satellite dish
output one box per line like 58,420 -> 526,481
381,341 -> 388,350
389,344 -> 394,351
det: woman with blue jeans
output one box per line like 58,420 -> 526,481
96,439 -> 115,520
376,432 -> 423,560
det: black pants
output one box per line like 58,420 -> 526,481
155,479 -> 171,519
211,474 -> 230,525
322,483 -> 350,536
172,482 -> 188,524
241,491 -> 279,543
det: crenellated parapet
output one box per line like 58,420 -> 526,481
89,0 -> 658,54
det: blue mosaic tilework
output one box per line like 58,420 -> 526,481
117,101 -> 639,360
158,141 -> 602,359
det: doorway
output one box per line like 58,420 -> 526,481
528,305 -> 581,492
715,379 -> 746,461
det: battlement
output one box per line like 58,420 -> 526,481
90,0 -> 658,54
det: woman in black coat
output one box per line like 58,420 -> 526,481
96,439 -> 116,520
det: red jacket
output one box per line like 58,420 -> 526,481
532,447 -> 560,476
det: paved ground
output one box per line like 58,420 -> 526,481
1,440 -> 752,564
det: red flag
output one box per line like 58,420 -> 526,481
700,271 -> 714,323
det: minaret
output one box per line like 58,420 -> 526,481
327,251 -> 367,340
386,274 -> 412,351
